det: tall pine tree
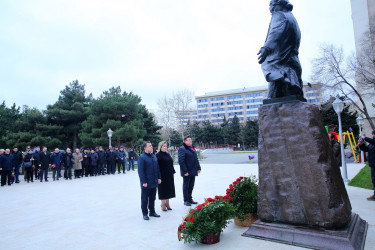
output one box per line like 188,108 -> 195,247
46,80 -> 91,149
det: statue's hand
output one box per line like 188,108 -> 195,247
257,47 -> 270,64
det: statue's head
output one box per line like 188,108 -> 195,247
270,0 -> 293,13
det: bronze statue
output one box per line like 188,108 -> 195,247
257,0 -> 304,99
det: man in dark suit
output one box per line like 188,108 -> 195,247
178,136 -> 201,206
106,148 -> 116,175
1,149 -> 15,186
12,146 -> 23,183
97,146 -> 106,175
138,141 -> 161,220
39,147 -> 50,182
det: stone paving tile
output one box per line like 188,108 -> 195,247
0,163 -> 373,249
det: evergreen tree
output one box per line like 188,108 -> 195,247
170,129 -> 183,147
2,106 -> 63,149
189,121 -> 203,146
201,121 -> 223,145
226,116 -> 242,145
0,102 -> 20,148
221,117 -> 230,144
79,87 -> 160,148
46,80 -> 91,149
241,119 -> 259,149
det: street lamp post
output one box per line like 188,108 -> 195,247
332,98 -> 349,182
107,128 -> 113,147
356,116 -> 365,163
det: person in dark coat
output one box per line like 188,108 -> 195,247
33,147 -> 41,180
90,149 -> 98,176
23,146 -> 35,183
97,147 -> 106,175
39,147 -> 50,182
329,134 -> 341,167
156,141 -> 176,211
82,148 -> 90,177
128,148 -> 137,171
1,149 -> 15,186
116,147 -> 127,174
178,136 -> 201,206
257,0 -> 303,99
106,148 -> 117,175
138,141 -> 161,220
359,130 -> 375,201
50,148 -> 62,181
12,146 -> 23,183
0,149 -> 4,178
63,148 -> 73,180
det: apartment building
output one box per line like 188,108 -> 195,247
182,83 -> 322,127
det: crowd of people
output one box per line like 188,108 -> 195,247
0,145 -> 138,186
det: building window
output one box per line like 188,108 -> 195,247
211,108 -> 225,112
198,104 -> 208,108
227,101 -> 243,105
197,99 -> 208,103
228,95 -> 242,100
228,106 -> 242,111
246,104 -> 262,109
245,93 -> 262,98
211,102 -> 225,107
210,97 -> 225,101
247,110 -> 258,115
228,112 -> 243,116
198,109 -> 208,113
246,98 -> 263,103
211,113 -> 225,118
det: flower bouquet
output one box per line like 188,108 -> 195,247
11,172 -> 15,178
51,164 -> 56,169
178,197 -> 235,244
227,176 -> 258,226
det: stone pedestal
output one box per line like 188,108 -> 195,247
243,213 -> 368,250
257,100 -> 352,229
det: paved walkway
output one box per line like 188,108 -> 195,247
0,163 -> 374,249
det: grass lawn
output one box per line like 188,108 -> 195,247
348,164 -> 373,190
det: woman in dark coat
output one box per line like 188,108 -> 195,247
156,141 -> 176,211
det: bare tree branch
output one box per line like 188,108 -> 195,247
311,43 -> 375,130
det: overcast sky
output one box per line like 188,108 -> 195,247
0,0 -> 355,112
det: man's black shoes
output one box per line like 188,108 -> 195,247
190,200 -> 198,204
143,215 -> 149,220
184,201 -> 192,206
149,212 -> 160,217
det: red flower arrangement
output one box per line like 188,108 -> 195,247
11,172 -> 15,178
178,197 -> 235,243
227,175 -> 258,221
